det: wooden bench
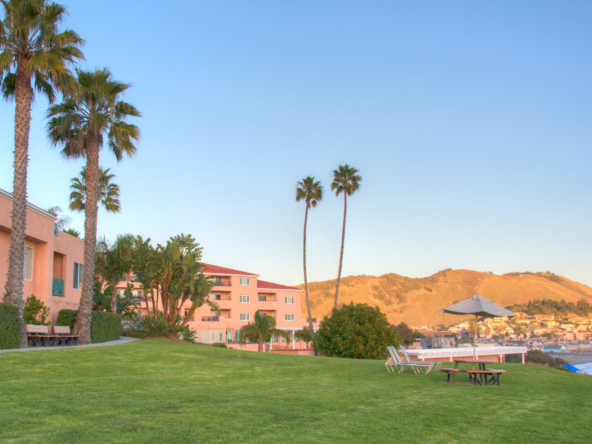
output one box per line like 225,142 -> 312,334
54,326 -> 79,346
440,368 -> 460,383
26,325 -> 57,347
466,369 -> 506,386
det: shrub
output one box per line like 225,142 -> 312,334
140,313 -> 172,337
313,303 -> 400,359
23,295 -> 51,326
211,343 -> 227,348
0,303 -> 21,349
506,350 -> 568,367
56,309 -> 122,343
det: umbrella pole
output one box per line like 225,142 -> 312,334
473,315 -> 478,359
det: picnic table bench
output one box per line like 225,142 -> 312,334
26,325 -> 57,347
54,326 -> 79,346
440,359 -> 506,385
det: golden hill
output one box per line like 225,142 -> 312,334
299,269 -> 592,327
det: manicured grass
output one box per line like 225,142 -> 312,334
1,341 -> 590,443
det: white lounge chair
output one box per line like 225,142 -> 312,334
386,346 -> 417,373
399,346 -> 438,375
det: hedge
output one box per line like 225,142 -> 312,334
56,309 -> 122,343
0,303 -> 21,349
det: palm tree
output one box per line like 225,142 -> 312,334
296,176 -> 323,342
46,205 -> 71,230
0,0 -> 83,343
69,166 -> 121,213
63,227 -> 80,238
237,311 -> 291,352
331,164 -> 362,308
294,326 -> 312,348
46,68 -> 140,343
95,234 -> 134,313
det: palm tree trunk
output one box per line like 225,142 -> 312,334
73,133 -> 100,344
303,205 -> 315,343
111,277 -> 118,313
4,64 -> 33,347
334,193 -> 347,308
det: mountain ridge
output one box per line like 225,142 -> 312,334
298,269 -> 592,326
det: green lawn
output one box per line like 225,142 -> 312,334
1,340 -> 590,444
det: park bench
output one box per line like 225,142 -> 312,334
440,368 -> 460,383
26,324 -> 57,347
466,369 -> 505,386
54,326 -> 79,346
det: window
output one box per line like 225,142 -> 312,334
73,262 -> 83,289
213,277 -> 222,285
258,295 -> 267,302
240,278 -> 250,286
240,313 -> 250,321
285,313 -> 294,321
240,295 -> 250,303
285,297 -> 294,304
23,246 -> 33,281
135,290 -> 143,298
136,310 -> 143,320
212,294 -> 222,301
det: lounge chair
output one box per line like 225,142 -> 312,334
386,346 -> 417,373
399,346 -> 440,375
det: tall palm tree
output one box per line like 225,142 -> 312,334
46,68 -> 140,343
69,166 -> 121,213
0,0 -> 83,343
238,311 -> 291,352
296,176 -> 323,342
95,234 -> 134,313
331,164 -> 362,309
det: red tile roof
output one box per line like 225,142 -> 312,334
257,280 -> 301,291
201,263 -> 259,277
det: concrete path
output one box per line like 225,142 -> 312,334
0,336 -> 140,353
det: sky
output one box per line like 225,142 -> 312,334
1,1 -> 591,287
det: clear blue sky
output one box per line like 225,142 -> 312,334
1,1 -> 591,287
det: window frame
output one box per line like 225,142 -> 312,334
285,296 -> 294,304
73,261 -> 83,290
240,278 -> 250,286
285,313 -> 294,321
23,246 -> 33,281
239,295 -> 250,303
239,313 -> 250,321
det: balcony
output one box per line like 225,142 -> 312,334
52,277 -> 64,296
258,296 -> 277,302
212,279 -> 231,287
202,316 -> 220,322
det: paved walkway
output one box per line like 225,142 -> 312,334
0,336 -> 140,353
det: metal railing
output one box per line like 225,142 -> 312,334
202,316 -> 220,322
52,277 -> 64,296
258,297 -> 277,302
213,280 -> 232,287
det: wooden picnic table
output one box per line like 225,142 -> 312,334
441,359 -> 505,385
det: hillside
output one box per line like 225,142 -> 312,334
299,269 -> 592,327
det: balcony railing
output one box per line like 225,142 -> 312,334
305,318 -> 317,323
258,296 -> 277,302
202,316 -> 220,322
213,280 -> 231,287
52,277 -> 64,296
211,296 -> 231,301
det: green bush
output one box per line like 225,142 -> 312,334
314,303 -> 400,359
56,309 -> 122,343
211,343 -> 227,348
140,313 -> 172,337
23,295 -> 51,326
506,350 -> 568,367
0,303 -> 21,349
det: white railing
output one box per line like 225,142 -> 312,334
405,346 -> 528,362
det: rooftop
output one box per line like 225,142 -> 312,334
257,280 -> 301,291
201,263 -> 259,277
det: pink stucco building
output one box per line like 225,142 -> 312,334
118,264 -> 315,350
0,189 -> 85,324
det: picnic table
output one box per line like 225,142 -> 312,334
440,359 -> 505,385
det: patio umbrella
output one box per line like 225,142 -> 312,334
440,292 -> 516,358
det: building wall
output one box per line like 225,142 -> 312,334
0,190 -> 85,324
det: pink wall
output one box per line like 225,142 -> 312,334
0,190 -> 85,324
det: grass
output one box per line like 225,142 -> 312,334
1,340 -> 591,443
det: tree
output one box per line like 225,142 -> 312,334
46,205 -> 71,230
314,303 -> 399,359
294,326 -> 312,348
63,228 -> 80,238
46,68 -> 140,344
392,322 -> 414,346
94,234 -> 134,313
331,164 -> 362,308
131,235 -> 159,314
296,176 -> 323,343
69,166 -> 121,213
238,311 -> 291,352
0,0 -> 83,345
